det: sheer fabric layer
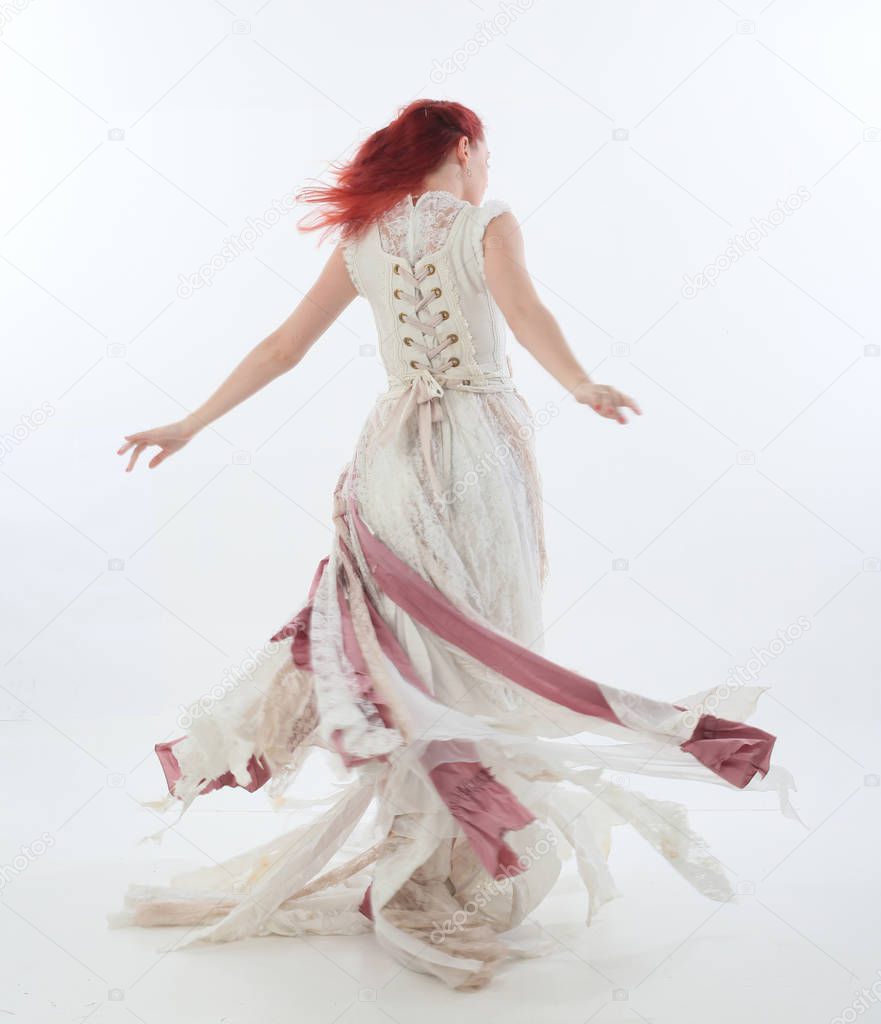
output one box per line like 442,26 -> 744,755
113,194 -> 798,991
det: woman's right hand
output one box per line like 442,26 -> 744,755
117,418 -> 198,472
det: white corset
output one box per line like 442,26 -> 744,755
342,190 -> 516,506
342,190 -> 513,388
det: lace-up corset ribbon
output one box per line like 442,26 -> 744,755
375,258 -> 514,508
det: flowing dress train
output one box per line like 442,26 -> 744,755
110,190 -> 799,991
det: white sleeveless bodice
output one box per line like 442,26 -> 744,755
341,191 -> 518,505
341,190 -> 514,392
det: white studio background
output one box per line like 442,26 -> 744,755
2,1 -> 879,1021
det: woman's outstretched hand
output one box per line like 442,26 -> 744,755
572,381 -> 642,424
117,419 -> 197,472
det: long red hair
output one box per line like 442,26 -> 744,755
295,99 -> 485,244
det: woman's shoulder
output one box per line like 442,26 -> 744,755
457,199 -> 517,277
468,197 -> 514,228
462,198 -> 517,252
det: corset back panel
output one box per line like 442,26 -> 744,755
342,192 -> 513,391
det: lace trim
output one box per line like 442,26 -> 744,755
377,191 -> 470,264
598,780 -> 735,903
468,199 -> 513,280
308,529 -> 402,760
340,239 -> 364,297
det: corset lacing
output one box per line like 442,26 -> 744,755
377,260 -> 514,513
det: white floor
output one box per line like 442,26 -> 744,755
2,711 -> 878,1024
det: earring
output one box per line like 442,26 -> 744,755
465,163 -> 473,178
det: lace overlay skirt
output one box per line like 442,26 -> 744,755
110,388 -> 798,991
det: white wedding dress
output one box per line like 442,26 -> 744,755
111,190 -> 799,991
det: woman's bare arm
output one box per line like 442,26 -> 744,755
484,212 -> 641,424
119,243 -> 357,471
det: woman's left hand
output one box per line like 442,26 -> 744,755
573,381 -> 642,424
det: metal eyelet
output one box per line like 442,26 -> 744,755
409,360 -> 420,369
449,357 -> 460,367
432,287 -> 442,298
403,337 -> 413,346
394,288 -> 403,299
462,378 -> 471,385
447,333 -> 458,343
424,263 -> 436,275
439,310 -> 449,320
393,264 -> 401,274
398,312 -> 408,322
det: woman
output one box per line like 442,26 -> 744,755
113,100 -> 797,991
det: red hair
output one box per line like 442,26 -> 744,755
295,99 -> 485,244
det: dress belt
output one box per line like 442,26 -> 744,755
375,368 -> 516,511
